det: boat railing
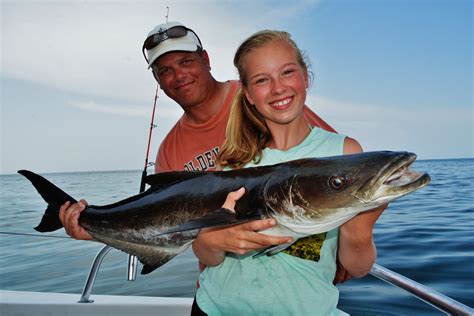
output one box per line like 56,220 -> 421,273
369,263 -> 473,315
78,245 -> 112,303
78,247 -> 474,315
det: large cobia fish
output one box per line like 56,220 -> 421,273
19,151 -> 430,274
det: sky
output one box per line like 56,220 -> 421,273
1,0 -> 472,174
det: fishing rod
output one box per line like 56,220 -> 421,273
127,82 -> 160,281
139,83 -> 159,192
125,5 -> 171,283
139,6 -> 168,192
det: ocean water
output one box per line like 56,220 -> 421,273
1,159 -> 473,315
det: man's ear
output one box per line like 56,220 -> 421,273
152,70 -> 161,83
201,50 -> 211,70
150,63 -> 161,83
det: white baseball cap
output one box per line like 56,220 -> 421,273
143,21 -> 203,68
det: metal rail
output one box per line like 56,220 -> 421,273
127,254 -> 139,281
369,263 -> 473,315
78,245 -> 112,303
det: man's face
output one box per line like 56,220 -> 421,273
152,51 -> 213,109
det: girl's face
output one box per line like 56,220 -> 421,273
242,40 -> 309,127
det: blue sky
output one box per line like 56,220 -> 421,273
1,0 -> 472,174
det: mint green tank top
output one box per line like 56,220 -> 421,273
196,127 -> 347,315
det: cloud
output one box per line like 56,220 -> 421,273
67,100 -> 148,117
1,1 -> 320,103
67,99 -> 183,118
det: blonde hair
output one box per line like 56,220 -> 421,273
217,30 -> 309,169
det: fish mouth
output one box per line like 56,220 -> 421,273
357,152 -> 431,203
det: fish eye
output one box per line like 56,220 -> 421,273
329,176 -> 345,190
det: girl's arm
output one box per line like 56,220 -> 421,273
338,137 -> 387,277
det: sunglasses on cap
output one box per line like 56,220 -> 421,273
142,25 -> 203,64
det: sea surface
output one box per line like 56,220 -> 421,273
1,159 -> 473,315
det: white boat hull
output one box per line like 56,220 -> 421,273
0,290 -> 193,316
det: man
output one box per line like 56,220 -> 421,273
59,21 -> 349,282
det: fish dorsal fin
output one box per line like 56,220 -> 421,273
145,170 -> 207,189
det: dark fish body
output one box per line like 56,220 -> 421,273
19,151 -> 430,274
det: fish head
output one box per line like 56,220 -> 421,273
262,151 -> 430,234
290,151 -> 431,212
351,151 -> 430,207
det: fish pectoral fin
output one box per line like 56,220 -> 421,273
252,242 -> 295,259
139,252 -> 176,275
159,207 -> 250,235
141,264 -> 161,275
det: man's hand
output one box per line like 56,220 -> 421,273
58,200 -> 93,240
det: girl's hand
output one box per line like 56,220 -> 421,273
193,187 -> 292,266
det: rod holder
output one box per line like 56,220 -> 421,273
127,255 -> 138,281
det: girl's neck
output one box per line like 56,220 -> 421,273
267,116 -> 311,151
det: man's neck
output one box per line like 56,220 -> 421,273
182,80 -> 230,125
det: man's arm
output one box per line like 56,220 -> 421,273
155,143 -> 174,173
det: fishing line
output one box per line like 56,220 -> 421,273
0,231 -> 70,239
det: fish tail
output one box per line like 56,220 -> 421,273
18,170 -> 77,232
